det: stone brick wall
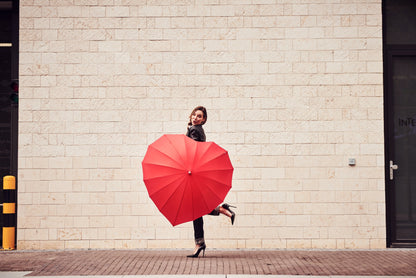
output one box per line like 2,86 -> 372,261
18,0 -> 385,249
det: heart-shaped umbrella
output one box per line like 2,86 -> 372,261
142,134 -> 233,226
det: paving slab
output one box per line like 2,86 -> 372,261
0,272 -> 31,278
0,249 -> 415,276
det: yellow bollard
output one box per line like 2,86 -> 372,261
3,175 -> 15,190
2,175 -> 16,250
2,227 -> 15,250
3,203 -> 15,214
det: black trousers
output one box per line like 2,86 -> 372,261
192,208 -> 220,245
193,217 -> 204,245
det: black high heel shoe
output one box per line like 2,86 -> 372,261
187,243 -> 206,258
222,203 -> 236,225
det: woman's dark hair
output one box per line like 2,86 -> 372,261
188,106 -> 207,126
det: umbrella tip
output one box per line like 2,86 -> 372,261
188,171 -> 191,175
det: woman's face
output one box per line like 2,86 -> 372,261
191,110 -> 205,126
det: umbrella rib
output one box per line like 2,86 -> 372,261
190,142 -> 217,219
194,186 -> 212,219
186,176 -> 214,223
193,143 -> 213,164
145,174 -> 183,196
191,170 -> 232,218
164,135 -> 189,169
195,151 -> 230,170
147,145 -> 186,169
193,170 -> 232,196
172,175 -> 192,225
189,145 -> 232,221
195,168 -> 234,175
198,174 -> 232,188
159,174 -> 187,217
142,163 -> 184,176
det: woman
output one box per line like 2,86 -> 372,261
186,106 -> 236,258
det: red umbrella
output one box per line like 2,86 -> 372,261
142,134 -> 233,226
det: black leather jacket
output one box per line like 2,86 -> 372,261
186,125 -> 206,142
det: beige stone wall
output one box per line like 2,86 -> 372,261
18,0 -> 385,249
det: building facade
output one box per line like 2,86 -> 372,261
3,0 -> 413,249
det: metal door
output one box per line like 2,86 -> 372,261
386,50 -> 416,247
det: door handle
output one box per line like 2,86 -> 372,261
389,160 -> 398,180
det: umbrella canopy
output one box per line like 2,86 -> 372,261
142,134 -> 233,226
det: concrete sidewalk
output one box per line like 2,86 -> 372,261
0,249 -> 415,277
